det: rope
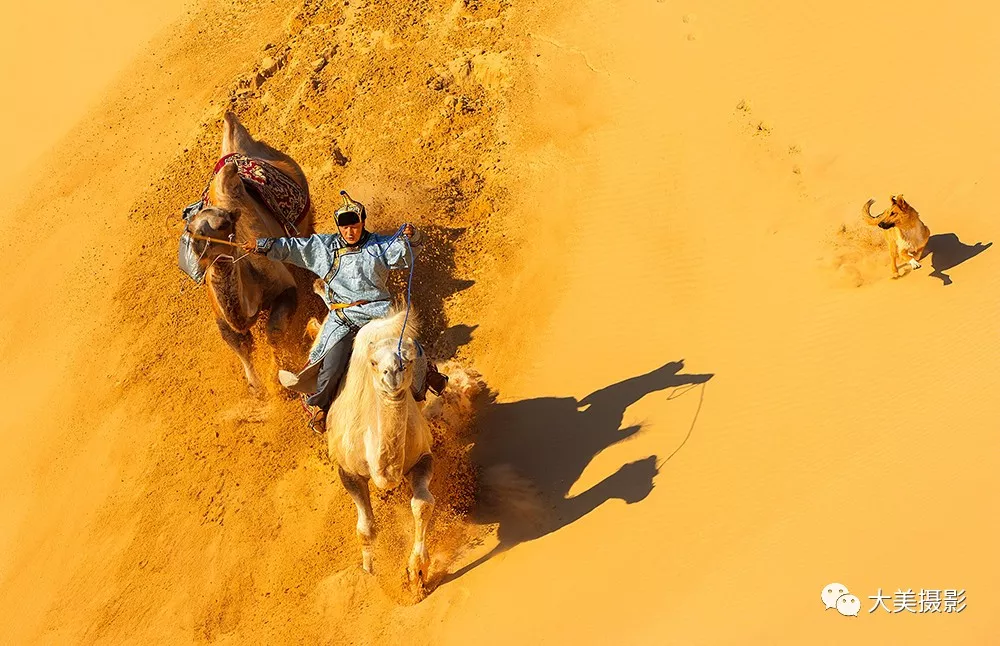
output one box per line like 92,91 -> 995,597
661,381 -> 709,464
398,233 -> 414,360
359,224 -> 415,364
187,232 -> 243,248
200,234 -> 253,275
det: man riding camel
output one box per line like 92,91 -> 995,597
242,191 -> 447,431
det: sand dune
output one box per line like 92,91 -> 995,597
1,0 -> 997,643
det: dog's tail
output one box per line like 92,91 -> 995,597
862,198 -> 883,225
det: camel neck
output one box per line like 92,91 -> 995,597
206,258 -> 235,284
375,396 -> 408,468
206,259 -> 255,328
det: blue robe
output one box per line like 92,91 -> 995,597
257,227 -> 422,392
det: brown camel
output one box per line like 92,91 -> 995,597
184,112 -> 314,389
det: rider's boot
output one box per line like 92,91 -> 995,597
308,407 -> 328,435
425,364 -> 448,396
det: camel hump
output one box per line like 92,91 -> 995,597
221,111 -> 256,156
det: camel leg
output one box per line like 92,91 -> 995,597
338,466 -> 376,573
216,320 -> 263,390
406,454 -> 435,588
265,287 -> 298,345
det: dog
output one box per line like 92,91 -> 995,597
862,194 -> 931,278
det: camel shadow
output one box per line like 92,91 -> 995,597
926,233 -> 991,285
446,360 -> 714,582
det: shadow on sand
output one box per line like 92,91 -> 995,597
387,225 -> 474,343
446,360 -> 714,582
926,233 -> 991,285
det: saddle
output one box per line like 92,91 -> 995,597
177,153 -> 310,283
200,153 -> 310,234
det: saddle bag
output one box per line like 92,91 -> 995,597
178,199 -> 207,284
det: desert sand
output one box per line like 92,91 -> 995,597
1,0 -> 997,644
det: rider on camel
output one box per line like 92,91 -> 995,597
243,191 -> 447,430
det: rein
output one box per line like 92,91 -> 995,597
187,233 -> 242,248
189,232 -> 254,272
360,225 -> 416,367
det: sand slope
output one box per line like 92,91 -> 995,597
1,0 -> 998,644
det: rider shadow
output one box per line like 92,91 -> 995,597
385,225 -> 474,344
430,323 -> 478,361
446,360 -> 714,582
926,233 -> 991,285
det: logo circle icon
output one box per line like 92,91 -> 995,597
836,594 -> 861,617
822,583 -> 849,610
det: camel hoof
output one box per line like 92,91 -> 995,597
406,568 -> 428,600
407,551 -> 429,589
244,366 -> 265,392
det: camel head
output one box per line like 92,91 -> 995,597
366,336 -> 419,489
186,164 -> 248,264
185,205 -> 239,264
368,337 -> 419,401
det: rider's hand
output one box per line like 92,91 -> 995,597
402,223 -> 414,238
242,240 -> 257,254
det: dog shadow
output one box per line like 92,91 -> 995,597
926,233 -> 992,285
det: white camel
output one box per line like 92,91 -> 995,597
326,309 -> 435,589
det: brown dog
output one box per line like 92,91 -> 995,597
862,195 -> 931,278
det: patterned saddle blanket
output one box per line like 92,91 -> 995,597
178,153 -> 310,283
200,153 -> 310,232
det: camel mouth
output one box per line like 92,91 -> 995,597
187,222 -> 236,263
376,384 -> 408,402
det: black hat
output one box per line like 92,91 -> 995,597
336,190 -> 366,226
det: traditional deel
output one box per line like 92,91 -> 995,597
257,226 -> 423,393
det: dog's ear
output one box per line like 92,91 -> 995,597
896,194 -> 906,206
